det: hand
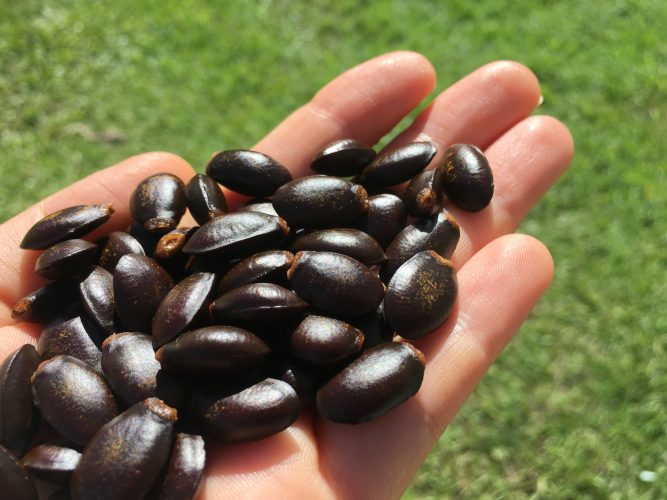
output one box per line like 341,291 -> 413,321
0,52 -> 573,499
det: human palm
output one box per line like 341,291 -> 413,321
0,52 -> 573,499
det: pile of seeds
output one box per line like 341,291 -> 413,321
1,140 -> 492,499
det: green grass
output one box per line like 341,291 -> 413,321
1,0 -> 666,498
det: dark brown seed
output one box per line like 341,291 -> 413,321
31,355 -> 118,445
272,176 -> 368,229
354,192 -> 407,248
22,444 -> 81,484
311,139 -> 376,176
440,143 -> 494,211
113,254 -> 174,332
206,149 -> 293,197
182,212 -> 289,260
34,239 -> 98,280
154,227 -> 197,259
191,378 -> 299,443
130,173 -> 187,233
290,315 -> 364,365
184,174 -> 228,225
384,208 -> 460,279
101,333 -> 160,406
37,316 -> 102,369
11,281 -> 79,323
359,141 -> 437,188
384,251 -> 458,339
0,444 -> 37,500
128,221 -> 163,256
98,231 -> 145,271
151,272 -> 216,348
79,266 -> 115,335
149,433 -> 205,500
210,283 -> 308,325
316,342 -> 425,423
70,398 -> 177,500
20,204 -> 114,250
403,168 -> 445,218
236,198 -> 279,217
277,359 -> 321,404
217,250 -> 294,294
288,251 -> 384,316
350,301 -> 394,349
0,345 -> 41,456
291,228 -> 386,266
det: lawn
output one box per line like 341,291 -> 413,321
1,0 -> 666,498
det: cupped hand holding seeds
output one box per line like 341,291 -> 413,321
0,52 -> 573,499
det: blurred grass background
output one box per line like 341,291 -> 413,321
1,0 -> 666,497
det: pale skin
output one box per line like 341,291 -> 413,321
0,52 -> 573,499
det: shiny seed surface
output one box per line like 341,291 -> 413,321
79,266 -> 115,335
290,228 -> 386,266
236,199 -> 279,217
97,231 -> 145,271
310,139 -> 376,176
0,444 -> 37,500
130,173 -> 187,233
11,281 -> 79,324
148,433 -> 206,500
206,149 -> 292,196
37,316 -> 103,369
34,239 -> 98,280
184,174 -> 228,224
290,315 -> 364,364
22,444 -> 81,484
217,250 -> 293,294
403,168 -> 444,218
154,227 -> 197,259
359,141 -> 437,188
440,143 -> 494,211
355,192 -> 407,248
210,283 -> 308,324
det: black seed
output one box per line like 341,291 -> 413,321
0,444 -> 37,500
291,228 -> 386,266
236,198 -> 279,217
20,204 -> 114,250
440,143 -> 494,211
79,266 -> 115,335
206,150 -> 293,197
403,168 -> 444,218
359,141 -> 437,188
184,174 -> 228,225
384,251 -> 458,339
148,433 -> 205,500
22,444 -> 81,484
35,239 -> 98,280
37,316 -> 102,369
290,315 -> 364,365
272,176 -> 368,229
217,250 -> 294,294
97,231 -> 145,271
11,281 -> 79,324
130,173 -> 187,233
316,342 -> 425,423
354,192 -> 407,248
310,139 -> 376,176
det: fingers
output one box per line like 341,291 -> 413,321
316,234 -> 554,500
0,152 -> 194,323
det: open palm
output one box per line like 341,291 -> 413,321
0,52 -> 573,499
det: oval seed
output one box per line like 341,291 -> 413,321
79,266 -> 115,335
359,141 -> 437,188
290,315 -> 364,365
22,444 -> 81,484
206,149 -> 293,196
154,227 -> 197,259
31,355 -> 118,445
288,251 -> 384,316
291,228 -> 386,266
71,398 -> 177,500
272,176 -> 368,229
37,316 -> 102,369
11,281 -> 79,323
403,168 -> 444,218
316,342 -> 425,424
355,192 -> 407,248
440,143 -> 494,211
384,251 -> 458,339
97,231 -> 145,271
191,378 -> 299,443
130,173 -> 187,233
217,250 -> 294,294
184,174 -> 228,225
0,345 -> 41,456
35,239 -> 98,280
0,444 -> 37,500
149,433 -> 205,500
310,139 -> 376,176
20,204 -> 114,250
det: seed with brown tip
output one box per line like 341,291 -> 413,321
440,143 -> 494,211
290,315 -> 364,365
403,168 -> 444,218
79,266 -> 115,335
184,173 -> 228,224
35,239 -> 98,280
11,281 -> 79,323
37,316 -> 102,369
130,173 -> 187,233
154,227 -> 197,259
206,150 -> 293,196
97,231 -> 145,271
359,141 -> 437,188
22,444 -> 81,484
310,139 -> 376,176
290,228 -> 386,266
0,444 -> 37,500
217,250 -> 293,294
355,193 -> 407,248
148,433 -> 206,500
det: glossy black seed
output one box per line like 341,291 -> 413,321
38,316 -> 102,369
191,378 -> 299,443
71,398 -> 177,500
311,139 -> 376,176
79,266 -> 115,335
22,444 -> 81,484
0,444 -> 37,500
182,212 -> 289,260
350,301 -> 394,349
20,204 -> 114,250
236,199 -> 279,217
403,168 -> 444,218
130,173 -> 187,233
101,333 -> 160,406
316,342 -> 425,423
290,315 -> 364,365
384,208 -> 460,279
359,141 -> 437,188
206,150 -> 293,197
272,176 -> 368,229
154,227 -> 197,259
291,228 -> 386,266
385,251 -> 458,339
0,345 -> 41,456
113,254 -> 174,332
210,283 -> 308,325
355,193 -> 407,248
98,231 -> 145,271
11,281 -> 79,324
440,143 -> 494,211
31,355 -> 118,445
152,273 -> 216,348
35,239 -> 98,280
149,433 -> 205,500
184,174 -> 228,225
288,251 -> 384,316
218,250 -> 293,294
